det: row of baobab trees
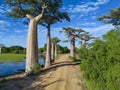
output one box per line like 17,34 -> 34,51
3,0 -> 96,75
51,28 -> 95,62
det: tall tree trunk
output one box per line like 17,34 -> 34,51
55,44 -> 57,58
82,39 -> 86,46
25,19 -> 38,75
25,11 -> 44,75
70,35 -> 75,57
45,25 -> 51,68
51,42 -> 54,61
0,47 -> 1,54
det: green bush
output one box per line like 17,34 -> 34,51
79,29 -> 120,90
33,64 -> 41,74
68,56 -> 75,60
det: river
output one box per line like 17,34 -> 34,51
0,58 -> 44,77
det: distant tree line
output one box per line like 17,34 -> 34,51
1,44 -> 69,55
38,44 -> 70,55
1,46 -> 25,54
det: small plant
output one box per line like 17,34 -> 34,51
69,55 -> 81,64
68,56 -> 76,60
33,64 -> 41,74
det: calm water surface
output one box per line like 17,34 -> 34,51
0,58 -> 44,77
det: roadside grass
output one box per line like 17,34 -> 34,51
0,54 -> 25,63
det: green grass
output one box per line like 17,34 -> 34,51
0,54 -> 25,63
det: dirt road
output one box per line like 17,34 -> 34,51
40,54 -> 86,90
0,54 -> 86,90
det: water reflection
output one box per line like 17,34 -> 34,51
0,58 -> 44,77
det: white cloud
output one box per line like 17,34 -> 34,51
67,0 -> 110,13
0,34 -> 27,47
0,20 -> 11,31
14,30 -> 24,33
91,16 -> 97,19
0,4 -> 11,17
83,24 -> 114,37
0,20 -> 10,25
79,22 -> 97,26
0,5 -> 7,13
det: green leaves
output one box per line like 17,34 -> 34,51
5,0 -> 70,25
51,37 -> 61,43
79,28 -> 120,90
98,7 -> 120,25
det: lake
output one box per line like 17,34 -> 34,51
0,58 -> 44,77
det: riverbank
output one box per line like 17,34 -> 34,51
0,54 -> 25,63
0,54 -> 86,90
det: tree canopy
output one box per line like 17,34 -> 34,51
5,0 -> 70,25
98,7 -> 120,25
61,27 -> 85,41
51,37 -> 61,44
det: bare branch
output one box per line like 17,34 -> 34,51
35,4 -> 47,22
26,14 -> 33,20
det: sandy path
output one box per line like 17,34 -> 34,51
39,54 -> 86,90
0,54 -> 86,90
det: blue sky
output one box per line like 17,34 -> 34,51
0,0 -> 120,48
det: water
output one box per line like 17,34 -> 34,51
0,58 -> 44,77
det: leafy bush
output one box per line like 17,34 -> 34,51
68,56 -> 75,60
33,64 -> 41,74
79,29 -> 120,90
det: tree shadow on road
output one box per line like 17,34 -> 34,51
0,60 -> 79,90
40,60 -> 79,76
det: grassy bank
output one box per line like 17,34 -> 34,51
0,54 -> 25,63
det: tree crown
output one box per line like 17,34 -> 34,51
98,7 -> 120,25
5,0 -> 70,26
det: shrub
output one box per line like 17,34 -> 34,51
79,29 -> 120,90
33,64 -> 41,74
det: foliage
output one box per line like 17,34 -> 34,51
79,28 -> 120,90
57,45 -> 70,54
98,7 -> 120,25
68,56 -> 75,60
40,0 -> 70,27
5,0 -> 70,26
38,44 -> 70,54
33,64 -> 41,74
9,46 -> 24,54
51,37 -> 61,44
1,47 -> 10,53
61,27 -> 84,40
1,46 -> 25,54
77,32 -> 95,41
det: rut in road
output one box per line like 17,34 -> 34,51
38,54 -> 87,90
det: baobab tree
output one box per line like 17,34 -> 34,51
0,44 -> 4,54
98,7 -> 120,36
5,0 -> 47,75
40,0 -> 70,68
77,32 -> 96,47
54,38 -> 61,58
98,7 -> 120,25
51,37 -> 60,61
61,27 -> 84,57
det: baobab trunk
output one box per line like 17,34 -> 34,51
0,47 -> 1,54
26,18 -> 38,75
70,35 -> 75,57
55,44 -> 57,58
25,7 -> 45,75
51,42 -> 54,61
45,25 -> 51,68
82,39 -> 86,46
